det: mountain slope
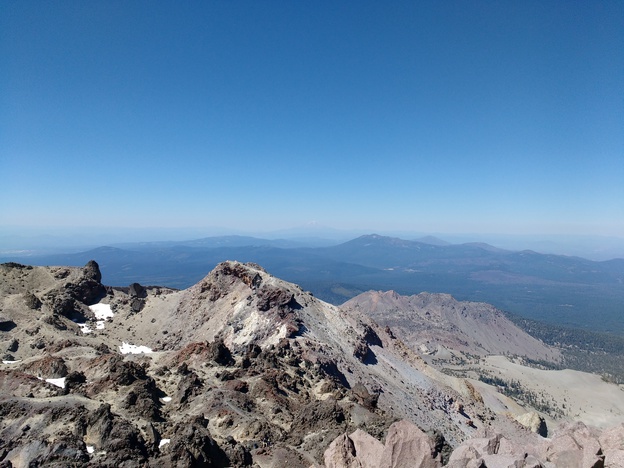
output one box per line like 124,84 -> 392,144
0,260 -> 522,467
5,233 -> 623,333
3,261 -> 624,466
342,290 -> 560,362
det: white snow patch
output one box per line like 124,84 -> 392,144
2,360 -> 21,364
119,342 -> 153,355
162,396 -> 172,402
96,321 -> 105,330
45,377 -> 66,388
87,446 -> 95,454
89,303 -> 114,320
159,439 -> 170,449
266,323 -> 289,347
78,323 -> 92,334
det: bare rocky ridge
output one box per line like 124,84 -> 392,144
342,290 -> 560,362
0,261 -> 623,467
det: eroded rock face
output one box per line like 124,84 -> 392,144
208,339 -> 235,366
380,420 -> 443,468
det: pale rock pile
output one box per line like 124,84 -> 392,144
318,419 -> 624,468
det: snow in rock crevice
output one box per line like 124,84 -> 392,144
158,439 -> 170,449
119,342 -> 153,354
89,303 -> 114,320
44,377 -> 66,388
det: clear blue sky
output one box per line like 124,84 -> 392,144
1,1 -> 623,237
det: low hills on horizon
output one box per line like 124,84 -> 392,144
2,233 -> 623,335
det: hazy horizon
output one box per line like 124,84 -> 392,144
2,223 -> 624,261
2,2 -> 622,240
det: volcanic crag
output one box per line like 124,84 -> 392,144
1,260 -> 624,467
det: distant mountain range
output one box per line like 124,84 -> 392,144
2,234 -> 623,333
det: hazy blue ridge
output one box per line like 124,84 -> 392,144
2,234 -> 623,334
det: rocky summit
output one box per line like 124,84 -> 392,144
1,260 -> 623,467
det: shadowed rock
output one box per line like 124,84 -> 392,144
157,416 -> 228,467
23,292 -> 42,310
208,339 -> 235,366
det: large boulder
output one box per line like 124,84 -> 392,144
538,421 -> 604,468
350,429 -> 385,468
600,423 -> 624,468
515,411 -> 548,437
379,420 -> 443,468
324,433 -> 361,468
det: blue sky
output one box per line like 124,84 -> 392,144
1,1 -> 623,237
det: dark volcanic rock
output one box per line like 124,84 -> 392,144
23,355 -> 68,378
158,416 -> 228,467
107,355 -> 149,386
42,312 -> 69,331
64,371 -> 87,394
49,261 -> 106,309
289,398 -> 346,446
256,285 -> 299,312
6,339 -> 18,353
83,260 -> 102,283
208,339 -> 235,366
85,403 -> 148,464
362,323 -> 383,347
122,378 -> 163,422
175,368 -> 204,405
130,297 -> 145,313
0,316 -> 16,332
43,292 -> 86,322
353,339 -> 377,364
128,282 -> 147,298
